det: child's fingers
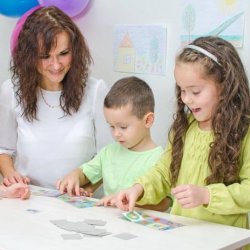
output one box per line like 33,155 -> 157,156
58,180 -> 68,194
103,196 -> 115,207
103,200 -> 110,207
171,185 -> 190,198
95,199 -> 104,206
8,183 -> 30,199
128,196 -> 137,211
74,185 -> 81,196
97,197 -> 108,207
66,182 -> 75,196
55,179 -> 61,190
110,197 -> 117,207
173,190 -> 188,200
56,179 -> 66,194
116,193 -> 130,211
12,182 -> 28,189
79,188 -> 91,197
20,188 -> 30,200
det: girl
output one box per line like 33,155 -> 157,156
113,36 -> 250,232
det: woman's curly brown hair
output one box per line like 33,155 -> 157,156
10,6 -> 92,121
169,36 -> 250,186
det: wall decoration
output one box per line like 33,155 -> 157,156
114,24 -> 167,75
181,0 -> 246,47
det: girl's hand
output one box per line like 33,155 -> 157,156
0,183 -> 30,199
116,184 -> 144,211
3,171 -> 30,186
56,168 -> 82,196
172,184 -> 210,208
96,194 -> 117,207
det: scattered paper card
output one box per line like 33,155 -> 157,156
83,219 -> 107,226
57,194 -> 97,208
29,185 -> 61,197
26,208 -> 41,214
114,233 -> 138,240
122,211 -> 143,222
51,219 -> 111,237
122,211 -> 184,231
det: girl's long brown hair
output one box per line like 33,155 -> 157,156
11,6 -> 92,121
169,36 -> 250,186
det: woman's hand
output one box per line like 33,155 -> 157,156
172,184 -> 210,208
3,171 -> 30,186
116,184 -> 144,211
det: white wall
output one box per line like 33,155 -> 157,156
0,16 -> 14,83
1,0 -> 250,147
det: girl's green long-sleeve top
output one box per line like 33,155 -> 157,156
137,120 -> 250,229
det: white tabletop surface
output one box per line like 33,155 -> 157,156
0,194 -> 249,250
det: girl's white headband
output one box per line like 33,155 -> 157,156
186,44 -> 221,66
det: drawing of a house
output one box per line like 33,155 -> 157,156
116,32 -> 135,72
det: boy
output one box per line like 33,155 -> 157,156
57,76 -> 169,211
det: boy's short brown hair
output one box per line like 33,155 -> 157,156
104,76 -> 154,119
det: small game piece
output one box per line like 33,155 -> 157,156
122,211 -> 143,222
114,233 -> 138,240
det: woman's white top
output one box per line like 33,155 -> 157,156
0,78 -> 112,188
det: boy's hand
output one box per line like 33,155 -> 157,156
3,171 -> 30,187
56,168 -> 82,196
79,187 -> 93,197
172,184 -> 210,208
116,184 -> 144,211
96,194 -> 117,207
0,183 -> 30,199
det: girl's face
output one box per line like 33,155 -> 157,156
37,31 -> 72,91
174,62 -> 221,130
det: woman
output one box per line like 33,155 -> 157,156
0,6 -> 111,188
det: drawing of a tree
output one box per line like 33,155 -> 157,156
183,4 -> 196,42
149,36 -> 159,64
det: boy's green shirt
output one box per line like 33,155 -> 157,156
80,143 -> 163,196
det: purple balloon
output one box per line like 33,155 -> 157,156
10,6 -> 41,53
38,0 -> 90,17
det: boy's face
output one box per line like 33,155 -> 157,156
104,104 -> 150,151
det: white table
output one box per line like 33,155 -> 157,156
0,195 -> 249,250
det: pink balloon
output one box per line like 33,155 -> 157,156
10,6 -> 41,54
38,0 -> 90,17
